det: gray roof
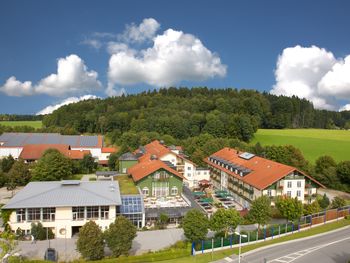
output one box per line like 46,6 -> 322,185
119,152 -> 138,161
3,181 -> 121,209
0,133 -> 101,148
96,171 -> 118,177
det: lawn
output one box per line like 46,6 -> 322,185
251,129 -> 350,163
114,174 -> 139,195
0,120 -> 42,129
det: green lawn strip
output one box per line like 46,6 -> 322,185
0,120 -> 43,128
156,219 -> 350,263
114,174 -> 139,195
252,129 -> 350,163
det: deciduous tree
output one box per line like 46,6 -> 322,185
31,149 -> 73,181
76,221 -> 104,260
276,196 -> 303,221
182,209 -> 209,242
247,196 -> 271,228
210,209 -> 241,237
104,216 -> 137,257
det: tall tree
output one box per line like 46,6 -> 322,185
210,209 -> 241,237
182,209 -> 209,242
77,221 -> 104,260
0,155 -> 15,173
104,216 -> 137,257
6,159 -> 31,190
276,196 -> 303,221
247,196 -> 271,228
31,149 -> 73,181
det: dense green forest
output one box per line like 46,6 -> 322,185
42,88 -> 350,143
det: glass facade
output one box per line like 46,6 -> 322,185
118,195 -> 144,228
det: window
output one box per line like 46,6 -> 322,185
142,187 -> 149,196
122,168 -> 127,173
297,181 -> 301,188
267,190 -> 272,196
287,191 -> 292,197
287,181 -> 292,188
171,186 -> 178,196
204,171 -> 207,175
86,206 -> 99,219
42,208 -> 55,222
16,209 -> 26,223
187,173 -> 191,177
27,208 -> 41,221
187,166 -> 191,170
297,190 -> 301,197
72,207 -> 85,220
100,206 -> 109,220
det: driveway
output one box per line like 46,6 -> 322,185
16,228 -> 185,260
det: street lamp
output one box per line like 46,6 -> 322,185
235,231 -> 247,263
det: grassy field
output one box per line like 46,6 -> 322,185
251,129 -> 350,163
114,174 -> 139,194
0,120 -> 42,128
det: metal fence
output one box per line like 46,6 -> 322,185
192,205 -> 350,255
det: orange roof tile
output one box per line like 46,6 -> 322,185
128,159 -> 183,182
136,140 -> 197,166
19,144 -> 89,160
102,147 -> 117,153
205,147 -> 325,190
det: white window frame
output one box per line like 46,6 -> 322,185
287,181 -> 292,188
171,186 -> 178,196
142,187 -> 149,197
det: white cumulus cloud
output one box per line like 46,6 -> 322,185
107,27 -> 227,95
119,18 -> 160,43
271,45 -> 350,110
0,76 -> 34,96
36,94 -> 99,115
0,54 -> 102,97
339,104 -> 350,111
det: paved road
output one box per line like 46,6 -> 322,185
214,226 -> 350,263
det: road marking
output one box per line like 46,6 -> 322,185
224,257 -> 233,262
268,236 -> 350,263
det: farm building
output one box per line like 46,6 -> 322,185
205,148 -> 325,208
0,132 -> 115,164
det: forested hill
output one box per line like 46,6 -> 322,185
43,87 -> 350,142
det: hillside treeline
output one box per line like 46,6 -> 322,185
0,114 -> 42,121
42,87 -> 350,143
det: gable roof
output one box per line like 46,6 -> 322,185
128,159 -> 183,182
0,133 -> 103,148
19,144 -> 89,160
2,181 -> 122,209
136,140 -> 197,166
205,147 -> 325,190
102,147 -> 117,153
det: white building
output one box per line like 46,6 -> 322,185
205,148 -> 325,208
2,181 -> 145,238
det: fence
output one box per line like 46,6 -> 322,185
192,205 -> 350,255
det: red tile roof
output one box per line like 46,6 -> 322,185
19,144 -> 89,160
136,140 -> 197,166
128,159 -> 183,182
205,147 -> 325,190
102,147 -> 117,153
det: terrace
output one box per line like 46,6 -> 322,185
143,195 -> 190,209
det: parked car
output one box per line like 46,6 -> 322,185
44,248 -> 58,262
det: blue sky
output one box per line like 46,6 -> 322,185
1,0 -> 350,114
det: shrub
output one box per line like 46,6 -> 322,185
31,223 -> 54,240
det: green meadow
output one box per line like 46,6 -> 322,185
251,129 -> 350,163
0,120 -> 43,129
